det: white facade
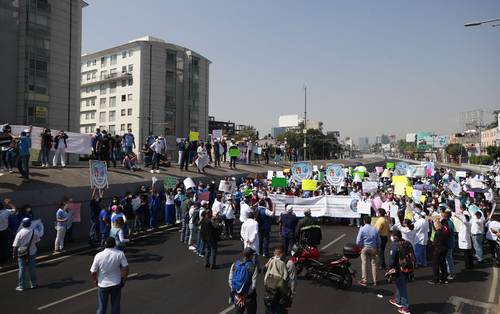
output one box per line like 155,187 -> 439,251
79,36 -> 210,157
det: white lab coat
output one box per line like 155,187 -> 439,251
414,217 -> 429,245
457,217 -> 472,250
241,218 -> 259,252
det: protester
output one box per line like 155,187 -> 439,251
54,202 -> 68,253
471,210 -> 485,263
295,209 -> 322,247
92,128 -> 103,160
229,140 -> 238,169
222,198 -> 236,239
188,201 -> 201,251
53,130 -> 68,167
241,212 -> 260,257
89,195 -> 102,245
200,209 -> 220,269
228,247 -> 258,314
40,128 -> 52,167
428,220 -> 449,285
180,192 -> 193,243
98,130 -> 112,168
263,245 -> 295,314
179,139 -> 190,171
387,230 -> 413,314
17,129 -> 32,180
413,211 -> 429,268
486,215 -> 500,266
454,211 -> 473,270
123,128 -> 135,154
90,237 -> 129,314
356,215 -> 380,286
109,217 -> 129,251
373,208 -> 390,269
165,190 -> 175,225
13,218 -> 40,291
150,137 -> 165,174
279,205 -> 299,255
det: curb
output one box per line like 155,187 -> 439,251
0,223 -> 180,274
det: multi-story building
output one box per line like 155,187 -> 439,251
79,36 -> 210,156
208,116 -> 235,137
358,137 -> 369,151
480,127 -> 498,153
0,0 -> 86,131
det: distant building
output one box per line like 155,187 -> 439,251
327,131 -> 340,138
208,116 -> 235,136
345,137 -> 353,150
449,131 -> 481,156
358,137 -> 369,151
459,110 -> 485,132
79,36 -> 210,155
0,0 -> 86,132
481,128 -> 498,153
271,127 -> 285,138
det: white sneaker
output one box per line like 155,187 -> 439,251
150,170 -> 154,174
15,286 -> 24,292
188,245 -> 196,250
155,170 -> 160,173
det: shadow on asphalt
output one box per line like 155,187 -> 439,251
131,273 -> 171,281
411,302 -> 456,314
38,277 -> 86,289
127,253 -> 164,263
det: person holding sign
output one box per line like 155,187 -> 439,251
229,140 -> 238,169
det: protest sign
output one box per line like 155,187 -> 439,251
302,179 -> 317,191
195,154 -> 209,170
267,171 -> 274,180
412,189 -> 422,203
68,203 -> 81,223
405,186 -> 413,197
183,177 -> 196,190
318,171 -> 324,183
406,165 -> 417,178
362,181 -> 378,193
421,195 -> 427,203
212,129 -> 223,139
394,184 -> 406,196
395,162 -> 409,176
198,192 -> 210,201
392,176 -> 409,186
353,171 -> 365,182
357,201 -> 372,215
454,198 -> 462,211
228,147 -> 241,157
375,166 -> 384,174
390,205 -> 399,218
89,160 -> 108,189
470,179 -> 484,189
243,189 -> 253,197
414,165 -> 426,177
325,164 -> 344,186
189,131 -> 199,141
404,209 -> 413,221
291,162 -> 313,183
449,181 -> 462,196
313,165 -> 319,172
271,177 -> 288,188
372,196 -> 383,210
164,176 -> 178,189
455,171 -> 467,178
218,180 -> 233,193
276,171 -> 285,178
368,172 -> 379,182
468,191 -> 475,198
269,194 -> 360,218
386,162 -> 395,170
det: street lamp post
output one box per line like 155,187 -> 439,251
464,17 -> 500,27
303,84 -> 307,161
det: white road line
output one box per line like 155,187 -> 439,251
321,233 -> 346,250
488,265 -> 498,303
218,305 -> 234,314
37,273 -> 138,311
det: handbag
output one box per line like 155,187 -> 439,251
17,230 -> 35,258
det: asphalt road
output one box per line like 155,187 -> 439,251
0,222 -> 498,314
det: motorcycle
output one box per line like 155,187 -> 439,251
290,242 -> 361,289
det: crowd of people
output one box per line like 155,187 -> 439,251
2,159 -> 500,314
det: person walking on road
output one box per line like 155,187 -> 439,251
387,230 -> 413,314
428,220 -> 449,285
256,200 -> 274,258
90,237 -> 129,314
356,215 -> 381,286
295,209 -> 322,247
228,247 -> 258,314
54,202 -> 68,253
279,205 -> 298,255
200,209 -> 220,269
373,208 -> 390,270
13,218 -> 40,291
263,245 -> 296,314
413,211 -> 429,267
471,211 -> 485,263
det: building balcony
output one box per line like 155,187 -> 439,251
81,72 -> 132,87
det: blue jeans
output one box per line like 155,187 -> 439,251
446,248 -> 454,274
414,243 -> 427,267
180,220 -> 190,243
472,234 -> 483,261
17,154 -> 30,178
205,242 -> 217,266
149,208 -> 158,229
40,146 -> 50,165
259,230 -> 270,257
175,205 -> 182,222
197,237 -> 205,255
18,255 -> 37,289
97,284 -> 121,314
165,204 -> 175,224
152,152 -> 160,170
188,224 -> 199,246
394,274 -> 409,309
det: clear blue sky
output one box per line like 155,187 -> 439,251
82,0 -> 500,142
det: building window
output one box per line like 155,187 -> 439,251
110,54 -> 117,65
120,124 -> 126,132
80,100 -> 85,107
86,73 -> 91,80
109,68 -> 117,77
87,60 -> 91,67
99,98 -> 106,109
128,64 -> 133,72
91,112 -> 95,119
85,126 -> 89,133
122,51 -> 127,58
127,94 -> 133,100
100,70 -> 107,80
99,112 -> 106,123
166,50 -> 176,69
109,125 -> 116,134
128,78 -> 133,86
127,123 -> 132,130
92,59 -> 97,66
122,66 -> 127,73
92,72 -> 96,79
110,82 -> 116,93
101,56 -> 107,67
85,112 -> 90,120
109,111 -> 116,122
109,96 -> 116,107
100,84 -> 106,95
121,80 -> 126,87
128,50 -> 133,57
91,98 -> 96,106
90,125 -> 95,132
86,87 -> 90,93
121,109 -> 126,116
127,108 -> 132,116
121,94 -> 126,102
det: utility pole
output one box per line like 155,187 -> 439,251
303,84 -> 307,161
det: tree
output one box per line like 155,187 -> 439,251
396,139 -> 416,158
486,146 -> 500,159
234,125 -> 258,141
445,143 -> 466,163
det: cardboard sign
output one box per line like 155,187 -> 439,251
456,171 -> 467,178
68,203 -> 81,223
184,177 -> 196,190
302,179 -> 317,191
267,170 -> 274,180
198,191 -> 210,201
394,184 -> 406,196
218,180 -> 233,193
412,189 -> 422,203
271,177 -> 288,188
405,186 -> 413,197
362,181 -> 378,193
212,129 -> 223,139
164,176 -> 178,189
276,171 -> 285,178
357,201 -> 372,215
189,131 -> 199,141
386,162 -> 395,170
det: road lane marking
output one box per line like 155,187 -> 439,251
488,265 -> 498,303
37,273 -> 138,311
321,233 -> 346,250
218,305 -> 234,314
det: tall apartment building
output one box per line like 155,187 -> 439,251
79,36 -> 210,156
0,0 -> 86,131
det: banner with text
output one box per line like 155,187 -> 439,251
269,194 -> 360,218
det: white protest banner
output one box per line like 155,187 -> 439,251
269,194 -> 360,218
195,154 -> 209,170
218,180 -> 232,193
412,189 -> 422,202
267,170 -> 274,180
183,177 -> 196,190
357,201 -> 372,215
89,160 -> 108,189
470,179 -> 484,189
390,205 -> 399,218
368,172 -> 379,182
362,181 -> 378,193
212,129 -> 223,139
276,171 -> 285,178
455,171 -> 467,178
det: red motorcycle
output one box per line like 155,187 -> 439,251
290,242 -> 360,289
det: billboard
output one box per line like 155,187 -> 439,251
405,133 -> 416,143
417,132 -> 433,150
433,135 -> 448,148
278,114 -> 299,128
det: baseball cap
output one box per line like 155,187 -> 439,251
21,217 -> 31,227
201,200 -> 209,206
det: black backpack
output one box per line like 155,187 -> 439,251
398,240 -> 416,274
264,273 -> 292,308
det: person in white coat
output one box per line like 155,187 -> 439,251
414,212 -> 430,267
454,211 -> 473,269
241,212 -> 259,253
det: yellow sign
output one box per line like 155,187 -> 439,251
189,131 -> 199,141
420,195 -> 427,203
35,106 -> 47,119
405,186 -> 413,197
302,179 -> 317,191
404,209 -> 413,221
394,184 -> 406,196
392,176 -> 409,186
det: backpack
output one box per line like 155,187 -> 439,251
398,240 -> 416,274
264,274 -> 292,308
191,208 -> 200,225
231,260 -> 255,295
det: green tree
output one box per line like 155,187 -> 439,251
234,125 -> 259,141
486,146 -> 500,159
445,143 -> 466,163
